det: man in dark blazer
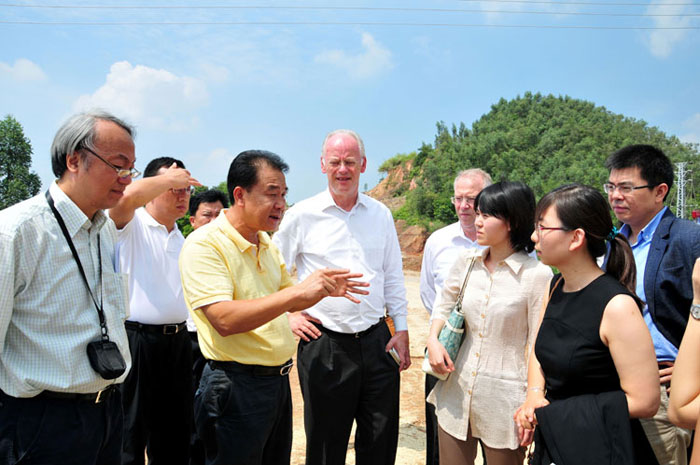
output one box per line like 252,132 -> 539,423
605,144 -> 700,465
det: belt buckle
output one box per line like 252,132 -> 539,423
280,361 -> 293,376
95,388 -> 107,404
163,324 -> 178,335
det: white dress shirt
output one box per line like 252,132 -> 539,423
0,182 -> 131,397
273,189 -> 408,333
116,207 -> 189,325
420,222 -> 485,314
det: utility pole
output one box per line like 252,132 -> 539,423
676,162 -> 688,219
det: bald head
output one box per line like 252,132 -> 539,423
320,130 -> 367,211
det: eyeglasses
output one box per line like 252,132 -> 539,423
83,147 -> 141,179
451,196 -> 477,206
535,224 -> 569,237
603,183 -> 655,195
325,158 -> 359,169
170,186 -> 195,195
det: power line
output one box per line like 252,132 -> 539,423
0,4 -> 698,17
0,19 -> 698,29
457,0 -> 699,5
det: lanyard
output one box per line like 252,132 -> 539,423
45,190 -> 110,341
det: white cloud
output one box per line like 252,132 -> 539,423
0,58 -> 47,82
680,113 -> 700,144
73,61 -> 209,131
646,1 -> 693,58
315,33 -> 393,79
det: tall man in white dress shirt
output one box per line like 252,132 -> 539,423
273,129 -> 410,465
419,168 -> 491,465
109,156 -> 201,465
0,111 -> 135,464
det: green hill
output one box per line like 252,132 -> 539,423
382,92 -> 699,230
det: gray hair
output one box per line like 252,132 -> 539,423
454,168 -> 492,191
50,110 -> 135,178
321,129 -> 366,159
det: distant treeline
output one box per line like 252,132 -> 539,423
383,92 -> 699,229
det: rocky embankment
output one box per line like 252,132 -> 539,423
366,160 -> 429,271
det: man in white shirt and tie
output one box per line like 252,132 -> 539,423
273,129 -> 409,465
419,168 -> 491,465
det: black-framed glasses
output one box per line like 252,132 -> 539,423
603,183 -> 655,195
451,196 -> 477,206
83,147 -> 141,179
535,224 -> 570,237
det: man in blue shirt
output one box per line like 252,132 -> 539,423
605,144 -> 700,465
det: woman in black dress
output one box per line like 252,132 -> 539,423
514,184 -> 660,465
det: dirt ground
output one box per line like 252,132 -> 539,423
288,270 -> 485,465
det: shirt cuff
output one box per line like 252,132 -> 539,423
189,296 -> 230,312
391,315 -> 408,332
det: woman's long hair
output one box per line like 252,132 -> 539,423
535,183 -> 642,309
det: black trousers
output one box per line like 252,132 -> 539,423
0,388 -> 123,465
298,321 -> 400,465
120,324 -> 193,465
195,362 -> 292,465
425,372 -> 440,465
189,332 -> 207,465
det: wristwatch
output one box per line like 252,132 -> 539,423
691,303 -> 700,320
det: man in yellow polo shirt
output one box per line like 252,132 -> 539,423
179,150 -> 368,465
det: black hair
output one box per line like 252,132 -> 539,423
605,144 -> 674,201
226,150 -> 289,205
189,189 -> 229,216
143,157 -> 185,178
474,181 -> 536,253
535,183 -> 642,309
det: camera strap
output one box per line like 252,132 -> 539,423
45,190 -> 110,341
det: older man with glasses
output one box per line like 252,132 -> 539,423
109,156 -> 201,465
0,111 -> 135,464
419,168 -> 492,465
604,144 -> 700,465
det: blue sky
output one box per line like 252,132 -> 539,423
1,0 -> 699,203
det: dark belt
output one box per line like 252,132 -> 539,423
36,384 -> 118,404
659,361 -> 674,388
317,317 -> 385,339
126,320 -> 187,335
209,359 -> 293,376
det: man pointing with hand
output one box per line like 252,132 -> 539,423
179,150 -> 368,465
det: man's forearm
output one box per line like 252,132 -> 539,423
109,176 -> 174,228
200,286 -> 306,336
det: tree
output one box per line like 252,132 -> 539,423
395,93 -> 700,228
0,115 -> 41,209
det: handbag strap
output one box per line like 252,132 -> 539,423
454,255 -> 477,309
548,275 -> 563,302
